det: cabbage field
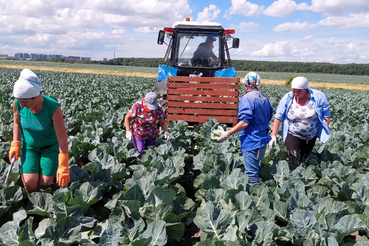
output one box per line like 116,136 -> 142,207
0,67 -> 369,245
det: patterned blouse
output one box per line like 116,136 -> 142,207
287,98 -> 319,140
130,99 -> 165,139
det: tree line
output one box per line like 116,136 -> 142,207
232,60 -> 369,76
51,57 -> 369,76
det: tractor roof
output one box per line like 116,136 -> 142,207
173,20 -> 224,31
173,20 -> 221,27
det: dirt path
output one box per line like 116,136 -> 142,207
261,79 -> 369,92
2,64 -> 369,92
0,64 -> 155,78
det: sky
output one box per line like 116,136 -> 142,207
1,0 -> 369,64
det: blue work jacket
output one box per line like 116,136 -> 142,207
238,90 -> 274,152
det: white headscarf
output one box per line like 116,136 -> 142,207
13,69 -> 42,98
291,76 -> 309,89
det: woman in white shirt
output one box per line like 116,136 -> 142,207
269,76 -> 331,168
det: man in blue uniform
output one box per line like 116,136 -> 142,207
218,72 -> 274,185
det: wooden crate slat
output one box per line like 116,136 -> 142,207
168,101 -> 238,109
168,76 -> 239,82
167,82 -> 239,90
167,88 -> 239,97
168,76 -> 240,84
167,115 -> 238,124
167,95 -> 239,103
167,107 -> 238,116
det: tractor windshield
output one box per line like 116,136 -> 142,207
176,33 -> 220,68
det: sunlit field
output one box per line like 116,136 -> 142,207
1,59 -> 369,85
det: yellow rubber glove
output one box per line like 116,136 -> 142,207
9,141 -> 21,162
56,153 -> 70,187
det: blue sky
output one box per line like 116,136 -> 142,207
1,0 -> 369,63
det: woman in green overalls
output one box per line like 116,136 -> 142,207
8,69 -> 70,192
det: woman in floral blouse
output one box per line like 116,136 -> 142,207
124,92 -> 172,158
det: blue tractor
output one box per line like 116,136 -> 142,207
156,18 -> 240,125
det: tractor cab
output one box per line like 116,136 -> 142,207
157,18 -> 239,81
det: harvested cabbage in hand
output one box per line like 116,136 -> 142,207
211,125 -> 225,140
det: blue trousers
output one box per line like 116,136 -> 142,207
242,145 -> 266,185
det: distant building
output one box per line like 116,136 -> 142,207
30,53 -> 39,60
11,53 -> 91,61
0,54 -> 8,59
15,53 -> 25,59
66,56 -> 81,61
103,58 -> 107,61
39,54 -> 47,60
47,54 -> 63,60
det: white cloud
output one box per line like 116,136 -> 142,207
315,38 -> 367,62
231,22 -> 259,31
251,41 -> 289,56
296,2 -> 310,11
325,38 -> 351,46
247,39 -> 334,62
324,38 -> 356,52
1,0 -> 368,63
196,5 -> 221,22
246,40 -> 352,63
101,14 -> 133,28
8,29 -> 128,57
23,33 -> 57,46
302,35 -> 314,43
319,39 -> 361,63
85,0 -> 192,26
73,9 -> 103,29
226,0 -> 264,17
359,51 -> 369,60
0,0 -> 75,17
0,1 -> 76,35
297,0 -> 369,16
0,16 -> 25,35
54,8 -> 74,24
0,0 -> 193,60
134,27 -> 160,33
318,13 -> 369,28
273,22 -> 317,32
24,17 -> 67,34
263,0 -> 297,17
1,0 -> 193,35
111,29 -> 126,35
289,44 -> 319,59
52,31 -> 124,51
